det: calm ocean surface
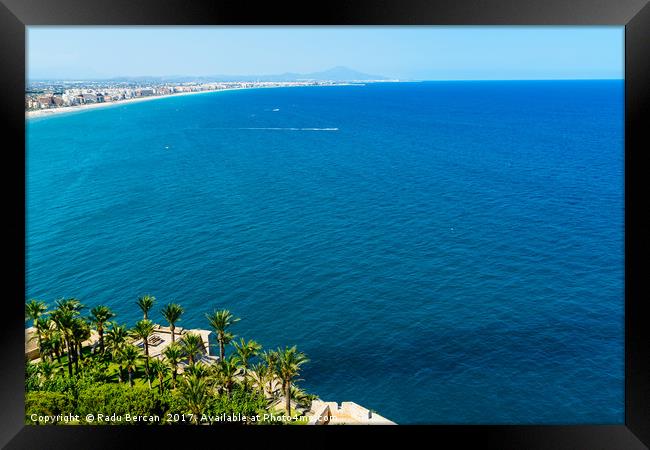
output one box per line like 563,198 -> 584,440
26,81 -> 624,424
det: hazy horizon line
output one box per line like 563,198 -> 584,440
27,77 -> 624,82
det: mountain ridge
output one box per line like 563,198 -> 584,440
33,66 -> 392,83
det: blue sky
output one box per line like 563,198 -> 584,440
27,26 -> 624,80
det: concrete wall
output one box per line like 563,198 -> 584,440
308,400 -> 396,425
25,327 -> 40,361
341,402 -> 371,421
307,401 -> 331,425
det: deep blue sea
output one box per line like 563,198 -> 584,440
26,81 -> 624,424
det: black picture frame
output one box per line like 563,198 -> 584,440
1,0 -> 648,448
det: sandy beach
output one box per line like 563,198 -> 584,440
25,88 -> 237,119
25,83 -> 365,120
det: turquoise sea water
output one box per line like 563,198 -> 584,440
26,81 -> 624,424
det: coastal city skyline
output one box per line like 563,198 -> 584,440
28,26 -> 624,81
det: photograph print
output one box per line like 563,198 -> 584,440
25,26 -> 624,426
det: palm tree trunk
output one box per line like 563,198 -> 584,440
171,326 -> 175,343
128,370 -> 133,387
172,369 -> 177,388
118,365 -> 123,383
219,339 -> 225,361
65,341 -> 73,377
285,383 -> 291,416
99,328 -> 104,353
74,348 -> 79,374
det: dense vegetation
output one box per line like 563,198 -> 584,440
25,297 -> 314,425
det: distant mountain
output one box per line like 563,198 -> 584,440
95,67 -> 390,83
264,66 -> 390,82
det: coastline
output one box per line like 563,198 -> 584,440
26,87 -> 248,119
25,83 -> 366,120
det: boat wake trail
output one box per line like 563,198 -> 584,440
190,127 -> 339,131
235,127 -> 339,131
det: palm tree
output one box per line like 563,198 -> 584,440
34,316 -> 55,360
290,385 -> 318,409
50,307 -> 76,377
36,359 -> 57,382
136,294 -> 155,320
233,338 -> 261,390
205,309 -> 240,362
162,342 -> 183,388
233,338 -> 262,371
276,346 -> 309,416
120,345 -> 142,387
89,305 -> 115,354
36,320 -> 64,364
70,318 -> 90,372
25,299 -> 48,327
161,303 -> 184,342
179,374 -> 208,424
150,358 -> 169,394
55,297 -> 85,314
261,349 -> 279,397
248,362 -> 269,396
37,337 -> 55,363
131,319 -> 155,386
179,333 -> 204,366
216,355 -> 240,396
105,324 -> 129,382
48,328 -> 64,363
184,362 -> 209,379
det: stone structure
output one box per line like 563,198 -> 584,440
307,400 -> 396,425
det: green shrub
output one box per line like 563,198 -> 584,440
25,362 -> 41,392
25,391 -> 74,425
162,386 -> 267,425
76,384 -> 166,424
207,387 -> 268,420
78,357 -> 112,383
